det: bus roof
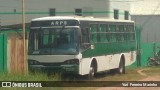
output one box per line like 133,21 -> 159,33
32,16 -> 134,23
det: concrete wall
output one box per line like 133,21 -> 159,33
0,0 -> 131,26
131,15 -> 160,43
109,0 -> 131,20
0,0 -> 110,26
130,0 -> 160,15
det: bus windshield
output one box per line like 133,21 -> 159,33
28,28 -> 79,55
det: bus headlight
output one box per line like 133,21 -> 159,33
64,59 -> 79,65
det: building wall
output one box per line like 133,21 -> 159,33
131,15 -> 160,43
109,0 -> 131,20
131,0 -> 160,15
0,0 -> 131,26
0,0 -> 109,26
130,0 -> 160,43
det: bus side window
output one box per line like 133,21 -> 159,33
81,28 -> 90,50
116,25 -> 121,41
106,24 -> 110,42
99,24 -> 106,42
82,28 -> 90,43
127,25 -> 132,41
119,25 -> 125,41
130,25 -> 135,41
97,24 -> 101,43
109,25 -> 116,42
90,24 -> 98,43
124,25 -> 128,41
98,24 -> 106,42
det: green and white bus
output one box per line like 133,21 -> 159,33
28,16 -> 136,78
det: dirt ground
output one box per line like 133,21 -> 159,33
96,69 -> 160,90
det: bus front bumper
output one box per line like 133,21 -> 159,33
29,64 -> 79,74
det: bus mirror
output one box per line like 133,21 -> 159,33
91,44 -> 94,50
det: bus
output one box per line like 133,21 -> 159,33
28,16 -> 136,79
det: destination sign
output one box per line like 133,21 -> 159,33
31,20 -> 79,27
51,21 -> 67,26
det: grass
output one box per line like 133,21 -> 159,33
0,72 -> 62,90
141,66 -> 160,76
1,66 -> 160,90
0,72 -> 59,81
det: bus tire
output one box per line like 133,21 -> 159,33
87,59 -> 97,80
87,64 -> 95,80
118,59 -> 125,74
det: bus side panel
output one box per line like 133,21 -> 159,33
95,55 -> 111,72
124,51 -> 136,66
109,54 -> 121,70
79,58 -> 92,75
96,51 -> 136,72
80,54 -> 121,74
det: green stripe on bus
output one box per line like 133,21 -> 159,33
82,42 -> 136,58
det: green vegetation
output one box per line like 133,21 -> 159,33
0,67 -> 160,90
0,72 -> 59,81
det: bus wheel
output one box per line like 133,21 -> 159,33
118,59 -> 125,74
87,66 -> 95,80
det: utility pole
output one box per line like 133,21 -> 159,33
22,0 -> 27,73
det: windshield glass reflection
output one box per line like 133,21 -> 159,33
28,28 -> 79,55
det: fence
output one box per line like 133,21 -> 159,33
0,33 -> 7,72
7,33 -> 27,73
0,30 -> 28,73
130,26 -> 160,67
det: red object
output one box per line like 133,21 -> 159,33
150,57 -> 155,61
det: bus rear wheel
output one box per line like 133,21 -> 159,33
118,59 -> 125,74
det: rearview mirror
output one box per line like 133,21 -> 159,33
91,44 -> 94,50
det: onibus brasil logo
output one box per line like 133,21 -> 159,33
2,82 -> 42,87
